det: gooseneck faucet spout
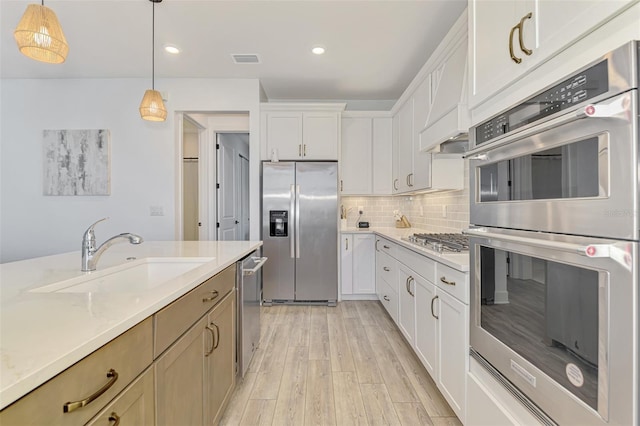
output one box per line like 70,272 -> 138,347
81,218 -> 144,271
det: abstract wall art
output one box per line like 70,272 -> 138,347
43,129 -> 111,196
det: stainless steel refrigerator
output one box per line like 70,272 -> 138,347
261,161 -> 338,305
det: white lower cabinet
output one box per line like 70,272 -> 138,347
341,233 -> 376,297
374,235 -> 468,423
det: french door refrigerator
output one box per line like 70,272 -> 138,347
261,161 -> 338,305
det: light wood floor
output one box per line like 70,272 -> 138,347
220,300 -> 461,426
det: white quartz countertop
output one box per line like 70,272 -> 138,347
341,227 -> 469,272
0,240 -> 262,409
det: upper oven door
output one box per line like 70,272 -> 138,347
469,90 -> 638,240
468,227 -> 636,426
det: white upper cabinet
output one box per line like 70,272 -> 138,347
396,98 -> 414,193
341,117 -> 372,195
261,103 -> 345,161
371,118 -> 393,195
470,0 -> 636,110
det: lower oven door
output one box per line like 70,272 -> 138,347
468,227 -> 637,425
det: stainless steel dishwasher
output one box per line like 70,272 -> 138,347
237,251 -> 267,377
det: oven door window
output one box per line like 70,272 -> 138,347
480,246 -> 603,410
478,135 -> 607,202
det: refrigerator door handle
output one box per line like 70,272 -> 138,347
290,184 -> 295,258
296,184 -> 301,258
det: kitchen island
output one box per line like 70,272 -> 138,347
0,240 -> 261,412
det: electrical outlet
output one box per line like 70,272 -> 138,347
358,205 -> 364,215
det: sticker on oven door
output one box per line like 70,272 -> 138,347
510,360 -> 536,387
566,363 -> 584,387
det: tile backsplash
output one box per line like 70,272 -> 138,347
341,160 -> 470,233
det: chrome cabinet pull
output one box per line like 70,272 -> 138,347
340,180 -> 343,191
408,276 -> 415,297
405,276 -> 410,293
517,13 -> 533,55
345,238 -> 349,250
383,295 -> 390,301
393,179 -> 398,190
509,24 -> 522,64
383,245 -> 390,249
440,276 -> 456,286
304,144 -> 307,156
212,323 -> 220,349
63,369 -> 119,413
205,325 -> 215,356
408,173 -> 414,187
383,266 -> 390,272
108,412 -> 121,426
299,144 -> 302,157
431,295 -> 439,319
406,174 -> 410,186
375,239 -> 380,251
202,290 -> 219,303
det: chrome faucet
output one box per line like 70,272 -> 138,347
81,218 -> 143,271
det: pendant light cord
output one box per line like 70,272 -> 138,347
152,1 -> 155,90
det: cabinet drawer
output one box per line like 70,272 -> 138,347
436,263 -> 469,304
398,246 -> 436,284
376,250 -> 398,292
378,279 -> 398,323
0,318 -> 153,426
87,367 -> 154,426
155,264 -> 236,357
376,237 -> 397,258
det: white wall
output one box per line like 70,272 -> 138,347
0,77 -> 261,262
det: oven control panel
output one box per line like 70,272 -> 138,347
475,60 -> 609,145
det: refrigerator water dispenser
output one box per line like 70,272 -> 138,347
269,210 -> 288,237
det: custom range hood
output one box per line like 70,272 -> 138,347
418,35 -> 469,153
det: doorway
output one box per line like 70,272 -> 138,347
179,112 -> 250,242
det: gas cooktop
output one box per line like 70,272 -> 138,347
401,233 -> 469,253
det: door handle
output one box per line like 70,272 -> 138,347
517,13 -> 533,56
63,369 -> 119,413
243,257 -> 268,275
383,266 -> 390,272
375,239 -> 379,251
299,144 -> 302,157
431,295 -> 439,319
393,179 -> 398,190
295,184 -> 301,258
235,220 -> 239,224
345,238 -> 349,250
383,245 -> 390,249
340,180 -> 343,191
212,322 -> 220,349
383,295 -> 390,301
303,144 -> 307,156
205,325 -> 215,356
408,276 -> 415,297
408,173 -> 414,187
509,24 -> 522,64
290,184 -> 295,259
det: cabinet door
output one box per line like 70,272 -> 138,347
397,265 -> 416,345
414,277 -> 437,377
206,292 -> 236,425
396,99 -> 414,192
303,112 -> 339,160
155,316 -> 207,426
341,234 -> 354,295
412,77 -> 433,190
266,112 -> 303,160
341,118 -> 372,194
372,117 -> 393,195
437,290 -> 468,422
87,368 -> 155,426
391,114 -> 401,194
352,234 -> 375,294
469,0 -> 536,108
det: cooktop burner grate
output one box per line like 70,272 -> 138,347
402,233 -> 469,253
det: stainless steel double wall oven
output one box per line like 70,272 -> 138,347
467,42 -> 639,425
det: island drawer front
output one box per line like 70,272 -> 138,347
0,317 -> 153,426
436,262 -> 468,304
154,264 -> 236,357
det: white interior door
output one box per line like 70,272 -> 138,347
217,134 -> 238,240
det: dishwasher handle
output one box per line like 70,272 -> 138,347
243,257 -> 268,275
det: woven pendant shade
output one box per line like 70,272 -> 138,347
139,89 -> 167,121
14,4 -> 68,64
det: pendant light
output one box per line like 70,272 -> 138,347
14,1 -> 69,64
139,0 -> 167,122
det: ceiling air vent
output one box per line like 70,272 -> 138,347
231,54 -> 261,64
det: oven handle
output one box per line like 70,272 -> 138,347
465,228 -> 614,259
243,257 -> 268,275
465,92 -> 632,159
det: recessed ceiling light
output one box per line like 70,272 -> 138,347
164,44 -> 180,54
312,46 -> 325,55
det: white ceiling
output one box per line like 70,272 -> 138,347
1,0 -> 467,102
